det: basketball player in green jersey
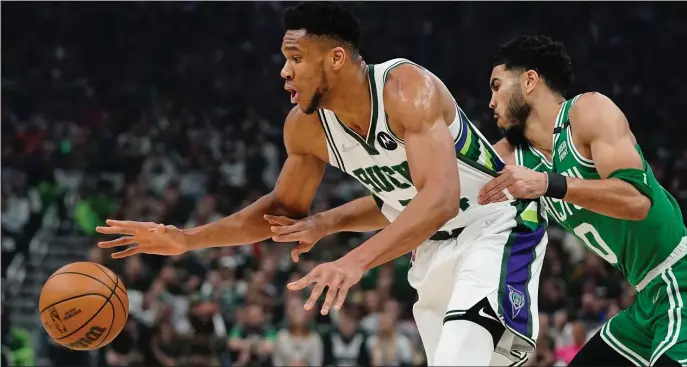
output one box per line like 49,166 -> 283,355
266,35 -> 687,366
478,35 -> 686,366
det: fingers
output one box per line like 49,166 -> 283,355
287,268 -> 326,311
97,236 -> 137,249
484,191 -> 508,204
264,215 -> 297,226
269,222 -> 304,235
287,271 -> 318,291
111,247 -> 141,259
479,173 -> 513,204
333,280 -> 353,311
95,225 -> 137,236
273,231 -> 311,243
290,242 -> 314,262
321,273 -> 344,315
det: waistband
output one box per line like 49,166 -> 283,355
429,226 -> 465,242
636,236 -> 687,292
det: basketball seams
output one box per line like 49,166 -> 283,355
93,263 -> 128,319
50,272 -> 118,341
90,300 -> 115,349
39,293 -> 108,314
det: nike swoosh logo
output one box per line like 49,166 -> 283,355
478,307 -> 500,323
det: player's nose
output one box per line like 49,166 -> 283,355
488,95 -> 496,110
280,63 -> 292,80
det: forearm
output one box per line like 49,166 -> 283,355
184,193 -> 297,250
318,196 -> 390,235
563,177 -> 650,220
342,188 -> 458,270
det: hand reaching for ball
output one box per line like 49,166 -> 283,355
96,220 -> 188,258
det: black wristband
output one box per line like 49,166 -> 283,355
545,172 -> 568,199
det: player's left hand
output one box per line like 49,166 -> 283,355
478,165 -> 548,204
287,259 -> 364,315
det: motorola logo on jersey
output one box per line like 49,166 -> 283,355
376,131 -> 397,151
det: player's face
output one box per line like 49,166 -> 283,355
489,65 -> 532,146
281,30 -> 329,115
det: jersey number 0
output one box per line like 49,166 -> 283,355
573,222 -> 619,265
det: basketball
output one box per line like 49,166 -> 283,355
38,262 -> 129,350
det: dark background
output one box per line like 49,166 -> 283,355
2,2 -> 686,367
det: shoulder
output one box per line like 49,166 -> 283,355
284,105 -> 322,135
568,92 -> 629,141
283,105 -> 325,154
382,63 -> 444,131
383,63 -> 437,108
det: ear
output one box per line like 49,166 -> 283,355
331,47 -> 346,71
522,70 -> 540,95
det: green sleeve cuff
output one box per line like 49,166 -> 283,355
607,168 -> 654,207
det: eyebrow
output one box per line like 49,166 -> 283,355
283,45 -> 299,51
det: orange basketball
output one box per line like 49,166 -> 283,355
38,262 -> 129,350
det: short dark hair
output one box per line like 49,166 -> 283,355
282,2 -> 361,52
493,35 -> 573,97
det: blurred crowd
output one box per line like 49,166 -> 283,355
2,2 -> 686,367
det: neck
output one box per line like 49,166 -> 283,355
524,92 -> 566,155
323,62 -> 372,137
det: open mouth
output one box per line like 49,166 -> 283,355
284,85 -> 299,104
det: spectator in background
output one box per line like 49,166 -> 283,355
228,304 -> 276,366
150,321 -> 182,367
272,302 -> 323,366
529,334 -> 556,367
2,3 -> 687,367
554,321 -> 587,366
367,311 -> 413,367
0,305 -> 34,367
105,318 -> 146,367
322,307 -> 370,367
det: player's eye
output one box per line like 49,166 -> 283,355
292,56 -> 302,63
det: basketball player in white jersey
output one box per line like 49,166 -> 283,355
95,3 -> 546,365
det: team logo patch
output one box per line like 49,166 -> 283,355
507,285 -> 525,319
376,131 -> 397,151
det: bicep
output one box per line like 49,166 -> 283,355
404,121 -> 458,190
387,66 -> 459,190
272,153 -> 325,217
275,108 -> 327,217
585,112 -> 643,179
589,133 -> 643,179
574,93 -> 643,179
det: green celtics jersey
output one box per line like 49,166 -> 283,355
515,95 -> 686,288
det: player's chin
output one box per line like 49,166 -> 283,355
300,101 -> 318,115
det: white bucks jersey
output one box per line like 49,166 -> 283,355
318,58 -> 509,230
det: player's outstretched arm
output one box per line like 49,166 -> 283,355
96,107 -> 326,258
266,195 -> 390,262
479,92 -> 651,221
287,65 -> 461,314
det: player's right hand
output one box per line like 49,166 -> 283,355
96,220 -> 188,259
264,214 -> 326,262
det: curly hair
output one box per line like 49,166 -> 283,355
282,2 -> 362,52
493,35 -> 573,97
